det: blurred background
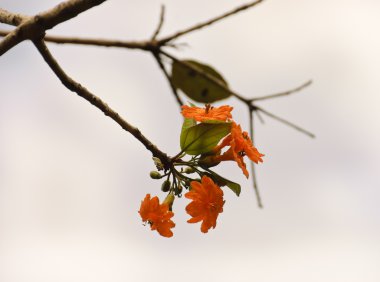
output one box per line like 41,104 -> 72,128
1,0 -> 379,281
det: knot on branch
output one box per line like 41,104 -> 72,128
145,39 -> 164,53
24,16 -> 46,40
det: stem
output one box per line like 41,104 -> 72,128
158,0 -> 264,44
152,52 -> 184,107
151,5 -> 165,40
248,110 -> 263,208
256,106 -> 315,138
250,80 -> 312,102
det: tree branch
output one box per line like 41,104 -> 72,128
0,30 -> 151,50
0,8 -> 28,26
0,0 -> 108,56
1,0 -> 314,210
0,0 -> 265,53
33,38 -> 172,169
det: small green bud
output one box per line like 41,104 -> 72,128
183,167 -> 196,174
161,180 -> 171,192
150,171 -> 162,179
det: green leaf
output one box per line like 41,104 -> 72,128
206,170 -> 241,196
181,117 -> 196,132
171,59 -> 231,103
180,117 -> 196,150
180,122 -> 231,155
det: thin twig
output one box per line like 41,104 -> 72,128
249,105 -> 255,144
251,80 -> 312,102
255,110 -> 265,124
151,5 -> 165,40
0,29 -> 151,49
35,34 -> 148,49
248,106 -> 263,208
152,52 -> 184,107
158,0 -> 264,44
33,39 -> 172,168
250,162 -> 263,208
256,106 -> 315,138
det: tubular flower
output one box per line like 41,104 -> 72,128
139,194 -> 175,237
185,176 -> 225,233
181,104 -> 233,122
213,122 -> 264,178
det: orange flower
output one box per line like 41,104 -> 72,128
181,104 -> 233,122
185,176 -> 225,233
139,194 -> 175,237
214,122 -> 264,178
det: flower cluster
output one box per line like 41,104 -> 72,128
139,104 -> 264,237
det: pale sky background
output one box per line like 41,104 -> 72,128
1,1 -> 380,281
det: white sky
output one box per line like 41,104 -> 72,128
1,1 -> 380,281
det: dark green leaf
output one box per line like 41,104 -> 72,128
180,122 -> 231,155
171,59 -> 231,103
225,181 -> 241,197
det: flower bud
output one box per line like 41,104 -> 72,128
183,167 -> 196,174
150,171 -> 162,179
161,180 -> 171,192
163,193 -> 175,210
